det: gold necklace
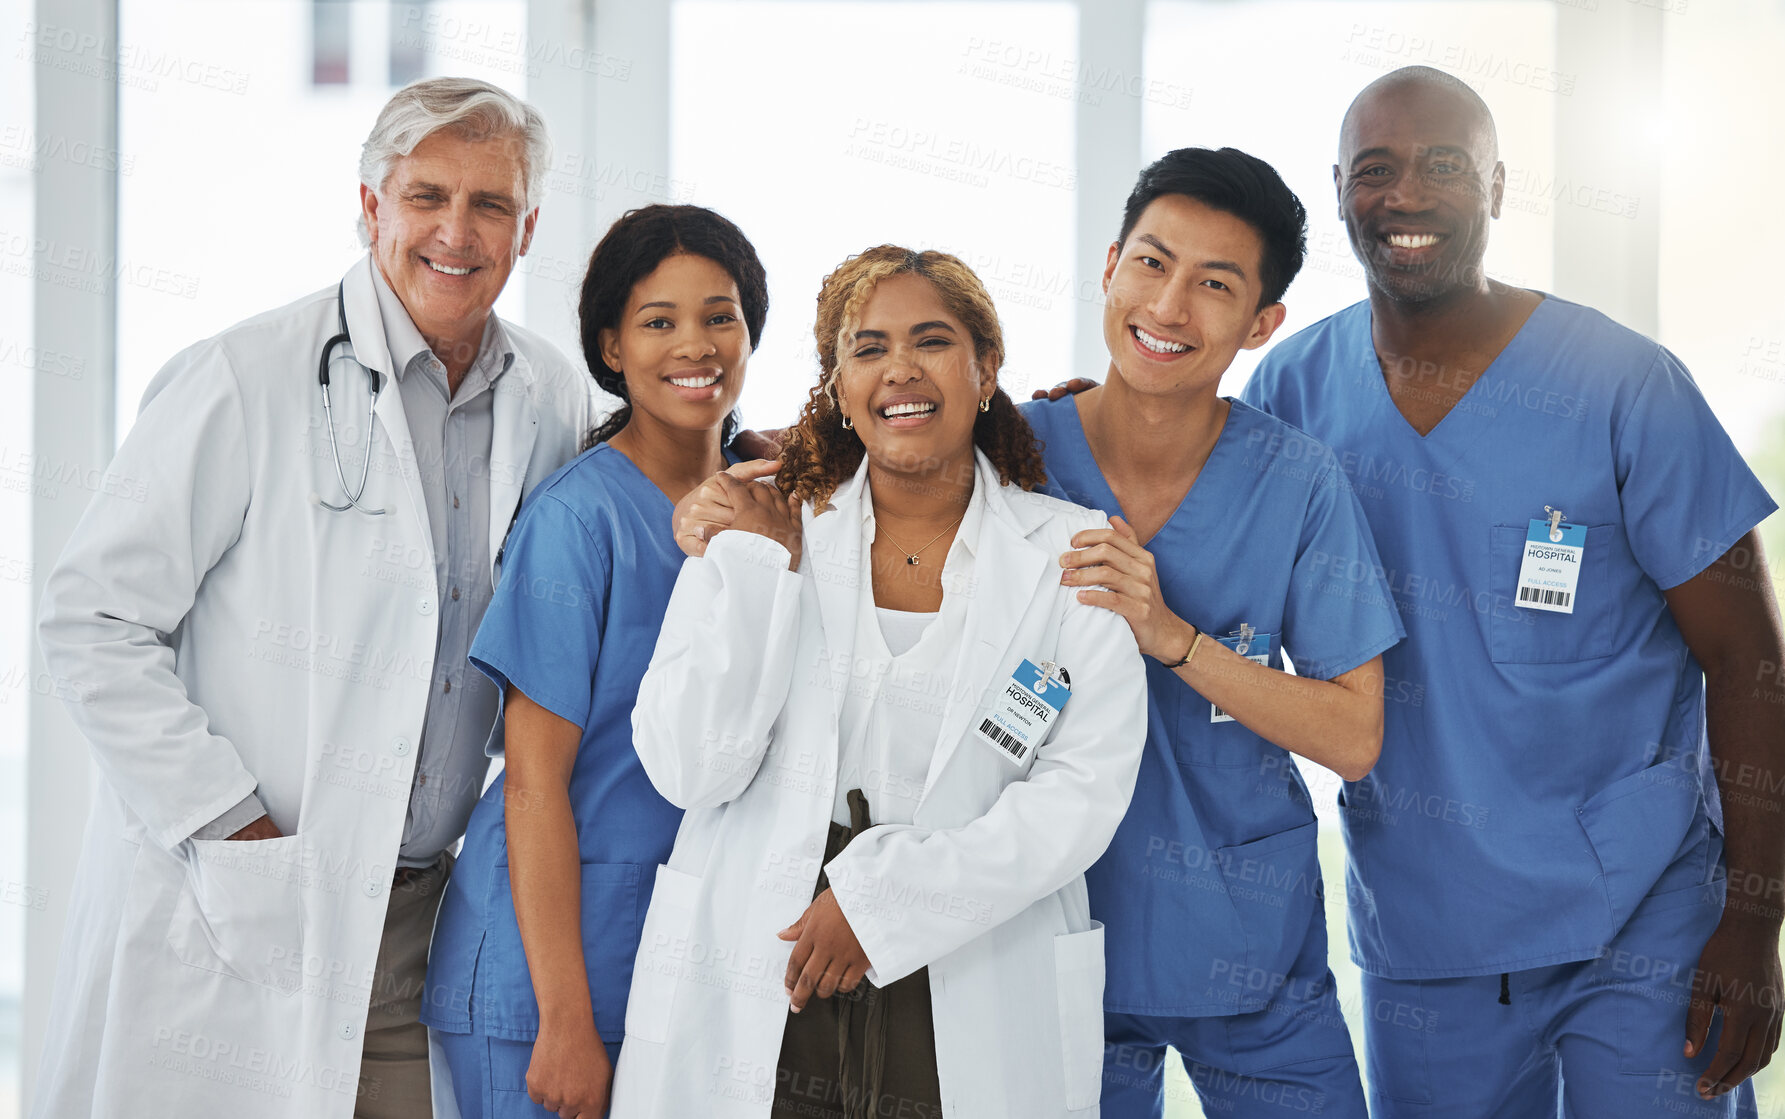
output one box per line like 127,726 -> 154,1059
876,509 -> 967,566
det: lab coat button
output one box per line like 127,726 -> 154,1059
392,737 -> 411,757
338,1023 -> 358,1041
419,598 -> 434,616
363,879 -> 383,898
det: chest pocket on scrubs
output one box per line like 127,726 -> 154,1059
1487,523 -> 1616,664
1172,647 -> 1280,769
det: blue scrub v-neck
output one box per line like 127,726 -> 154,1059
1359,297 -> 1557,449
1043,394 -> 1236,550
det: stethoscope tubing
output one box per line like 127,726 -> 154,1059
316,282 -> 386,516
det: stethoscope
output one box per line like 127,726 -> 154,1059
315,281 -> 387,516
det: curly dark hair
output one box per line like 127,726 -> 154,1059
776,245 -> 1045,509
576,204 -> 769,449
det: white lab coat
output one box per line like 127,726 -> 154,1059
31,255 -> 596,1119
612,452 -> 1147,1118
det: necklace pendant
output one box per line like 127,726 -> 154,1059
906,554 -> 920,566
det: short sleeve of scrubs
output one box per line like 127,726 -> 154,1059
1614,347 -> 1777,590
469,492 -> 610,732
1284,451 -> 1405,681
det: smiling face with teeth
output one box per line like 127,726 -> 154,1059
1100,195 -> 1286,399
597,252 -> 750,440
361,128 -> 536,374
1335,72 -> 1503,307
835,272 -> 994,486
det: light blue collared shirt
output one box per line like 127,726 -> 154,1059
200,265 -> 515,868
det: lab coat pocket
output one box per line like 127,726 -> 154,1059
1576,757 -> 1703,933
1053,922 -> 1106,1112
624,863 -> 702,1044
1215,821 -> 1321,1009
168,833 -> 309,994
1486,523 -> 1616,664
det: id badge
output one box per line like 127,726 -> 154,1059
1516,518 -> 1585,614
1211,628 -> 1276,723
976,659 -> 1071,767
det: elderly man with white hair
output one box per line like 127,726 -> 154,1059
31,77 -> 595,1119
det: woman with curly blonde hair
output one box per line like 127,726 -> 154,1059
611,246 -> 1149,1118
773,245 -> 1045,512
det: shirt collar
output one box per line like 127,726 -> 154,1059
368,261 -> 514,385
858,459 -> 986,561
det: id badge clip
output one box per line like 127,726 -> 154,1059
1516,506 -> 1585,614
1212,624 -> 1276,723
976,658 -> 1071,767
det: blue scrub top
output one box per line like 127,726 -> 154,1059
1244,296 -> 1777,980
1023,396 -> 1403,1016
422,441 -> 730,1041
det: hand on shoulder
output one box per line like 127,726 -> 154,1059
672,459 -> 802,570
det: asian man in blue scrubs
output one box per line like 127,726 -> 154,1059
1024,147 -> 1404,1118
1243,66 -> 1785,1116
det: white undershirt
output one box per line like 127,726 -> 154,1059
876,607 -> 938,657
831,479 -> 982,827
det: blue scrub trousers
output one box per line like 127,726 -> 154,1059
1362,863 -> 1758,1117
1101,915 -> 1367,1119
432,1028 -> 621,1119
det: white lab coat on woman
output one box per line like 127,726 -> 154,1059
31,254 -> 595,1119
611,451 -> 1147,1119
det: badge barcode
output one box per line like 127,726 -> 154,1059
978,717 -> 1028,760
1518,586 -> 1573,608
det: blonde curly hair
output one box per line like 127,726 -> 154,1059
776,245 -> 1045,508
